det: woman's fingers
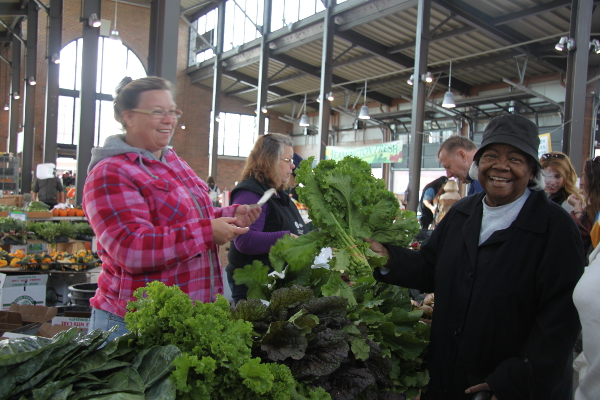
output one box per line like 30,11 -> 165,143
211,218 -> 250,245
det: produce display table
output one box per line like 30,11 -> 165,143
0,265 -> 102,274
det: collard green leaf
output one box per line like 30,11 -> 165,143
47,384 -> 73,400
232,260 -> 273,300
104,368 -> 145,393
260,321 -> 308,361
320,271 -> 356,306
0,331 -> 68,367
131,345 -> 180,389
378,323 -> 428,361
269,231 -> 326,274
144,373 -> 176,400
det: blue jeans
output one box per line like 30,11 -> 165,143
88,308 -> 130,342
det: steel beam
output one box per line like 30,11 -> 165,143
76,0 -> 100,205
148,0 -> 180,84
22,1 -> 38,194
8,27 -> 21,156
318,0 -> 336,161
408,0 -> 431,212
0,4 -> 28,16
208,1 -> 225,180
502,78 -> 564,111
564,0 -> 593,171
256,0 -> 272,136
44,0 -> 62,165
336,30 -> 414,68
224,70 -> 302,102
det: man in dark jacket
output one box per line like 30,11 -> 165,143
369,114 -> 584,399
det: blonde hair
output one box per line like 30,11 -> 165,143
540,152 -> 583,205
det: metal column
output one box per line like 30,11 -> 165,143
208,1 -> 226,179
407,0 -> 431,212
22,1 -> 38,194
318,0 -> 336,161
8,28 -> 21,156
256,0 -> 272,136
561,0 -> 578,158
148,0 -> 180,85
75,0 -> 100,205
563,0 -> 592,172
44,0 -> 62,165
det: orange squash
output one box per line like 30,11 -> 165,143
75,209 -> 85,217
59,209 -> 68,217
52,208 -> 60,217
67,208 -> 77,216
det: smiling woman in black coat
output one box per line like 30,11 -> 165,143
368,115 -> 584,400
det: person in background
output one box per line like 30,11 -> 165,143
436,179 -> 461,224
438,135 -> 484,195
288,153 -> 303,202
568,157 -> 600,260
32,173 -> 65,209
540,151 -> 581,213
368,114 -> 584,399
226,134 -> 305,304
207,176 -> 221,207
418,176 -> 447,230
83,76 -> 260,341
573,222 -> 600,400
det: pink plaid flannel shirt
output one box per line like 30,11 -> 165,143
83,150 -> 236,317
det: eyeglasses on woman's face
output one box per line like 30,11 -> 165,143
131,108 -> 183,119
280,158 -> 295,165
540,153 -> 566,160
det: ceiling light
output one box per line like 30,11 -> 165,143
51,53 -> 60,64
442,60 -> 455,108
88,13 -> 101,28
555,36 -> 575,51
316,95 -> 321,103
407,74 -> 414,85
109,1 -> 121,42
358,80 -> 370,120
28,76 -> 36,85
12,92 -> 20,100
299,93 -> 309,126
327,92 -> 334,101
422,71 -> 433,83
180,123 -> 186,129
261,106 -> 268,114
591,39 -> 600,54
3,104 -> 8,111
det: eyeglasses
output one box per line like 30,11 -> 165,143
131,109 -> 182,119
540,153 -> 566,160
280,158 -> 295,165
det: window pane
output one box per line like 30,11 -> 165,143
57,96 -> 75,144
100,38 -> 128,94
97,100 -> 122,146
59,41 -> 78,90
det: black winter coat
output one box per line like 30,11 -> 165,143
374,189 -> 584,400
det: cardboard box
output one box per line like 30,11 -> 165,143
37,322 -> 85,338
8,304 -> 57,324
0,195 -> 23,207
0,311 -> 22,336
52,316 -> 90,329
26,212 -> 53,219
0,274 -> 48,310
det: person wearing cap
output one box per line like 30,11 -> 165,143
367,114 -> 584,399
438,135 -> 484,195
226,136 -> 306,304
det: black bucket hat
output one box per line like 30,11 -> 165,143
474,114 -> 541,166
292,153 -> 303,176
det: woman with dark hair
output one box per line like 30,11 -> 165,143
568,156 -> 600,259
419,176 -> 448,229
540,151 -> 582,212
226,133 -> 305,304
368,114 -> 584,399
83,76 -> 260,341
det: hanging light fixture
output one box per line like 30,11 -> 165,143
422,71 -> 433,83
109,1 -> 121,42
28,76 -> 36,85
12,92 -> 20,100
358,80 -> 370,120
327,92 -> 334,101
407,74 -> 414,85
88,13 -> 101,28
3,104 -> 8,111
261,106 -> 268,114
51,53 -> 60,64
299,93 -> 309,126
442,60 -> 456,108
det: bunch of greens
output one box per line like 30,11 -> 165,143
295,156 -> 418,280
28,220 -> 75,242
0,327 -> 179,400
125,281 -> 330,400
70,222 -> 95,239
24,201 -> 51,212
0,216 -> 29,244
233,285 -> 412,400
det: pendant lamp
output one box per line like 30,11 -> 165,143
299,93 -> 309,126
358,80 -> 370,120
442,60 -> 455,108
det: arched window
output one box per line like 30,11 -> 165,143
58,38 -> 146,148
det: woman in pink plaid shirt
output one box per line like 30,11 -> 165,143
82,77 -> 260,341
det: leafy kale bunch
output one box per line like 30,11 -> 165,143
0,326 -> 180,399
233,285 -> 406,400
295,156 -> 419,280
125,281 -> 327,400
349,281 -> 430,398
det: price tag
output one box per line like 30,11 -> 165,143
9,211 -> 27,222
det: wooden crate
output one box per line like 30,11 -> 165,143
0,195 -> 23,208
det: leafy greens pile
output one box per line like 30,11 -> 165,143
0,326 -> 179,400
125,281 -> 330,400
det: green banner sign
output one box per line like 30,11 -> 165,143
325,141 -> 403,164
